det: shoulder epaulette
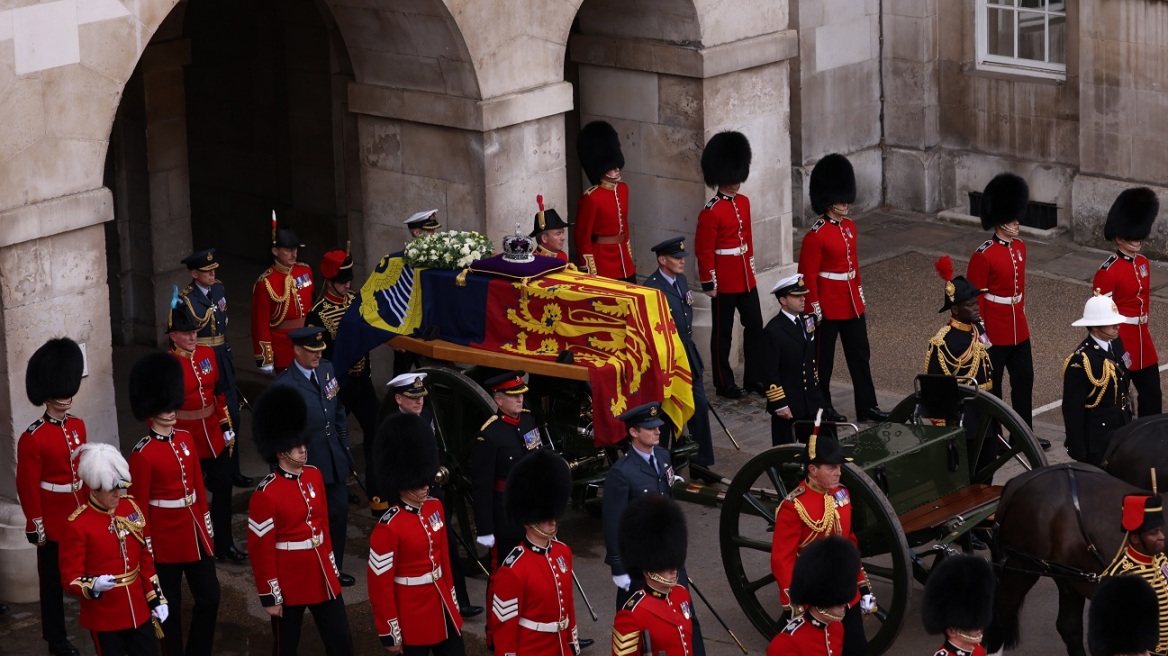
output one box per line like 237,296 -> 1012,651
256,473 -> 277,491
784,485 -> 805,502
378,506 -> 400,524
132,436 -> 151,453
928,324 -> 952,346
68,505 -> 86,522
583,185 -> 599,196
621,589 -> 646,611
809,218 -> 825,232
781,615 -> 805,635
704,195 -> 720,210
1063,352 -> 1083,375
480,416 -> 498,431
25,418 -> 45,434
178,284 -> 194,298
521,408 -> 531,414
976,239 -> 993,253
501,545 -> 524,568
1100,254 -> 1118,270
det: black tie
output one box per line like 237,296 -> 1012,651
649,454 -> 658,477
311,371 -> 321,391
674,280 -> 685,298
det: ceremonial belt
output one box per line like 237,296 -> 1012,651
112,567 -> 140,587
41,480 -> 81,493
714,246 -> 747,256
277,317 -> 306,330
494,480 -> 507,492
984,292 -> 1022,305
394,566 -> 442,586
818,270 -> 856,281
518,617 -> 569,632
197,335 -> 225,347
149,493 -> 197,509
592,233 -> 628,245
1122,314 -> 1149,325
176,406 -> 214,421
276,535 -> 323,550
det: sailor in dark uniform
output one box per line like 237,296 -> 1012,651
602,402 -> 705,655
642,236 -> 715,475
762,275 -> 825,446
1062,294 -> 1133,466
920,555 -> 995,656
179,248 -> 252,487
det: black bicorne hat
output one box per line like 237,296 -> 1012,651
1103,187 -> 1159,242
128,351 -> 185,421
531,208 -> 571,237
921,555 -> 995,635
1088,575 -> 1159,656
577,121 -> 625,186
252,385 -> 310,464
789,535 -> 860,608
618,494 -> 688,574
701,131 -> 752,188
809,154 -> 857,215
980,173 -> 1029,230
25,337 -> 84,406
804,431 -> 848,466
504,449 -> 572,526
376,412 -> 440,494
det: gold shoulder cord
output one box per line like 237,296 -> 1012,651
793,494 -> 839,547
1081,353 -> 1118,409
264,272 -> 294,328
925,326 -> 989,380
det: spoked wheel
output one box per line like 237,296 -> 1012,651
720,446 -> 912,654
887,385 -> 1047,484
377,366 -> 496,574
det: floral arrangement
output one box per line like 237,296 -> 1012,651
404,230 -> 494,269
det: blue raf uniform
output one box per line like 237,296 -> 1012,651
642,237 -> 714,469
271,326 -> 353,575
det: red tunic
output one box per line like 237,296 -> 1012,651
771,480 -> 867,608
575,182 -> 636,279
536,246 -> 570,264
611,586 -> 695,656
251,262 -> 315,369
60,497 -> 166,632
1094,251 -> 1158,370
695,192 -> 757,294
932,641 -> 987,656
247,466 -> 341,608
170,346 -> 230,460
368,498 -> 462,647
967,236 -> 1029,346
798,217 -> 865,320
767,613 -> 843,656
16,413 -> 87,543
490,539 -> 581,656
128,428 -> 214,563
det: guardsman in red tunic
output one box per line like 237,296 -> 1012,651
1094,187 -> 1162,418
772,431 -> 874,656
966,173 -> 1046,450
798,153 -> 887,424
127,352 -> 220,656
532,197 -> 572,264
168,300 -> 246,563
921,555 -> 995,656
61,443 -> 168,656
696,131 -> 764,399
575,121 -> 636,281
767,536 -> 859,656
367,412 -> 465,654
1090,568 -> 1160,656
251,221 -> 314,373
247,385 -> 354,656
17,337 -> 87,656
610,495 -> 694,656
490,449 -> 590,656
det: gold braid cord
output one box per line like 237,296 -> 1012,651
924,323 -> 992,389
1079,352 -> 1119,409
794,494 -> 840,548
263,269 -> 294,328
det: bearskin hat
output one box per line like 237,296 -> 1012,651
618,494 -> 688,574
577,121 -> 625,186
76,443 -> 131,491
251,385 -> 310,464
921,555 -> 995,635
701,131 -> 752,188
1103,187 -> 1159,242
128,352 -> 185,421
1088,575 -> 1159,656
789,536 -> 860,608
809,154 -> 857,215
979,173 -> 1029,230
504,449 -> 572,526
25,337 -> 85,406
376,412 -> 440,494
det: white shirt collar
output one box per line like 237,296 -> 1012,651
1091,335 -> 1113,352
781,309 -> 800,323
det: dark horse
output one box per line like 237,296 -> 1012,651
985,463 -> 1146,656
1102,413 -> 1168,488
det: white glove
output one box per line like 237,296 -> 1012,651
260,364 -> 274,374
152,603 -> 169,623
860,594 -> 877,614
223,430 -> 236,445
476,534 -> 495,548
613,574 -> 631,591
672,475 -> 685,485
93,574 -> 116,593
811,302 -> 823,320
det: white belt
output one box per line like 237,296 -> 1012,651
40,481 -> 80,493
1122,315 -> 1149,325
518,617 -> 569,633
714,247 -> 746,256
818,270 -> 855,281
394,566 -> 442,586
148,493 -> 197,509
983,292 -> 1022,305
276,535 -> 323,550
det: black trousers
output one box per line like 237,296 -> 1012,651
37,540 -> 68,643
211,342 -> 244,478
156,554 -> 220,656
710,288 -> 764,391
324,480 -> 349,570
689,375 -> 715,466
270,596 -> 353,656
817,314 -> 878,414
199,453 -> 234,554
402,614 -> 466,656
614,568 -> 705,656
92,621 -> 158,656
987,340 -> 1034,428
1131,365 -> 1163,417
842,603 -> 867,656
345,376 -> 381,494
392,350 -> 419,378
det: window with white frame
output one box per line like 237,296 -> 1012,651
976,0 -> 1067,79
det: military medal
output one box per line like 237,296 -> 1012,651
685,290 -> 693,306
681,601 -> 692,619
325,376 -> 339,399
199,358 -> 212,374
181,443 -> 190,457
665,465 -> 674,481
217,297 -> 227,311
307,483 -> 316,499
556,555 -> 567,573
428,511 -> 443,531
1123,352 -> 1133,368
803,315 -> 816,334
522,428 -> 542,450
834,489 -> 850,507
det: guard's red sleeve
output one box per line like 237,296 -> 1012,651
250,279 -> 273,366
247,487 -> 280,606
967,249 -> 990,328
797,229 -> 824,311
770,501 -> 801,608
575,193 -> 598,270
367,519 -> 402,646
491,565 -> 522,656
695,207 -> 718,290
16,431 -> 44,542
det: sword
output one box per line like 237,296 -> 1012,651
447,525 -> 491,578
706,403 -> 741,450
687,576 -> 748,654
572,570 -> 598,622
